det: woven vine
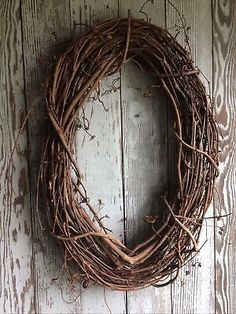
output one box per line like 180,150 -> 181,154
40,15 -> 219,291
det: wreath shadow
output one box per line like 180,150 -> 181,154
25,30 -> 179,291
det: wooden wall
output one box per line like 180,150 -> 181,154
0,0 -> 235,313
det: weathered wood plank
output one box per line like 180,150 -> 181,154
21,1 -> 82,313
166,1 -> 215,313
119,1 -> 171,313
71,1 -> 126,313
2,0 -> 235,312
213,0 -> 236,313
0,1 -> 34,313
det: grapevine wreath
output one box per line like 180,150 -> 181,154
40,15 -> 219,291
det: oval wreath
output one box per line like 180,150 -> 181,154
41,16 -> 219,291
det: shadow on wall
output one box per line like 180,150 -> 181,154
23,21 -> 179,286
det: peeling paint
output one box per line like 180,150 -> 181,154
24,220 -> 30,236
12,228 -> 17,242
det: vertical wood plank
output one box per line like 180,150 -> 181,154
166,1 -> 215,313
71,1 -> 126,313
119,1 -> 171,313
213,0 -> 236,313
21,1 -> 82,313
0,1 -> 34,313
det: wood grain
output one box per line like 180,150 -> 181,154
20,1 -> 81,313
119,1 -> 171,313
71,1 -> 126,313
213,0 -> 236,313
1,0 -> 236,313
166,1 -> 215,313
0,1 -> 34,313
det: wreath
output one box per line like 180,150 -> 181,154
40,15 -> 219,291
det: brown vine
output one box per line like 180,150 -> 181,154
40,15 -> 219,291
